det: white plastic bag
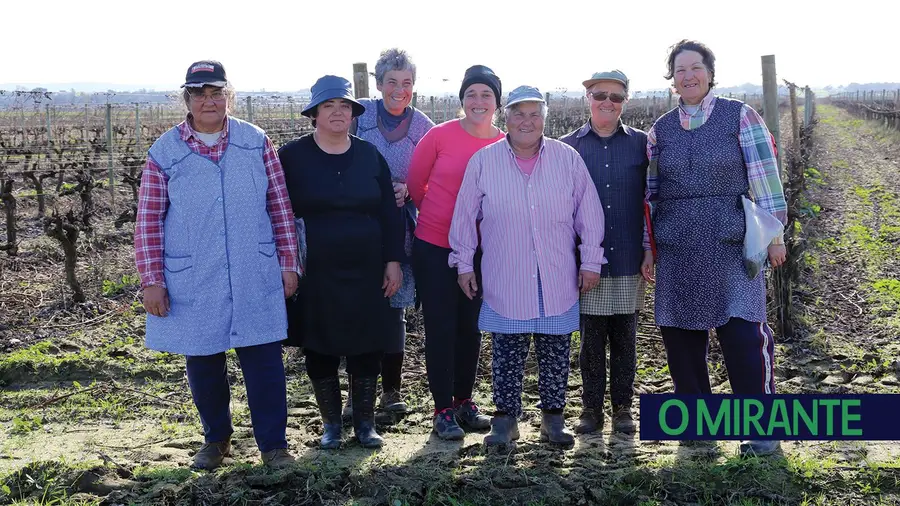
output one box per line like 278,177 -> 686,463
742,196 -> 784,280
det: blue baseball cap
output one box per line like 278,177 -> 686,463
301,75 -> 365,118
505,85 -> 545,109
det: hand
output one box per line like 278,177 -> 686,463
282,271 -> 298,298
392,182 -> 408,208
578,270 -> 601,294
143,285 -> 170,317
768,243 -> 787,268
640,250 -> 656,283
383,261 -> 402,297
458,271 -> 478,300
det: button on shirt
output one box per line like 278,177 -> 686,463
448,136 -> 606,320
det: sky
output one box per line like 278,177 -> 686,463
2,0 -> 898,96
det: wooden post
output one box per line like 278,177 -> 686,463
135,103 -> 141,153
106,104 -> 115,207
352,63 -> 369,99
289,100 -> 295,132
430,96 -> 436,122
804,87 -> 813,127
788,84 -> 800,150
667,88 -> 673,110
46,104 -> 52,145
412,92 -> 417,109
761,55 -> 782,174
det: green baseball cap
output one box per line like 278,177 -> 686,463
582,70 -> 629,92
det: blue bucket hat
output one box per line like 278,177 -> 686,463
301,75 -> 365,118
505,85 -> 545,109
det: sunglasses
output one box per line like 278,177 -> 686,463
588,91 -> 627,104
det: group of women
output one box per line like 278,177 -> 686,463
135,39 -> 788,470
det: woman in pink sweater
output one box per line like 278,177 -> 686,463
407,65 -> 505,440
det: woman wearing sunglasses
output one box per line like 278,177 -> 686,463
560,70 -> 652,436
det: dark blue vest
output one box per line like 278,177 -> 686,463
560,122 -> 648,277
652,97 -> 748,248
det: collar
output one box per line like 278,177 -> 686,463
503,134 -> 546,159
181,113 -> 229,142
576,119 -> 632,139
678,91 -> 716,114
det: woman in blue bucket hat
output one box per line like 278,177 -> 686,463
278,75 -> 405,450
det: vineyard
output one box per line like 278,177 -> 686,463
2,71 -> 900,505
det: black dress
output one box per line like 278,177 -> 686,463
278,134 -> 404,356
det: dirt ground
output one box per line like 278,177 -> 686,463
1,104 -> 899,505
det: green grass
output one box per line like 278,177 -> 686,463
100,274 -> 140,297
0,336 -> 184,387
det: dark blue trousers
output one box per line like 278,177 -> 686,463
660,318 -> 776,395
185,341 -> 287,453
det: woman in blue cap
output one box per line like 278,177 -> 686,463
278,75 -> 405,450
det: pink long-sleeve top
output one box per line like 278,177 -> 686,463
448,136 -> 607,320
407,119 -> 505,248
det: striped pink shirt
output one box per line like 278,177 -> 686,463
449,137 -> 607,320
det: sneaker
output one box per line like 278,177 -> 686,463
191,440 -> 230,470
454,399 -> 491,431
433,408 -> 465,440
612,405 -> 636,434
379,390 -> 408,414
261,448 -> 295,469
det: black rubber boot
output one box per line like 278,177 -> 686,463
483,414 -> 520,446
539,411 -> 575,446
310,376 -> 343,449
351,376 -> 384,448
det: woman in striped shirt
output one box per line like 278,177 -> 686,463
449,86 -> 606,446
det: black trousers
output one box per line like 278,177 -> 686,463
660,318 -> 776,395
579,313 -> 638,409
412,237 -> 482,411
304,349 -> 383,380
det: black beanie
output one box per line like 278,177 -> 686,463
459,65 -> 502,109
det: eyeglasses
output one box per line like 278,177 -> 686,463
588,91 -> 627,104
189,91 -> 226,103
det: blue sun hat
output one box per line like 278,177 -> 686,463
301,75 -> 366,118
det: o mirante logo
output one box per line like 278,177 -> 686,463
639,394 -> 899,441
